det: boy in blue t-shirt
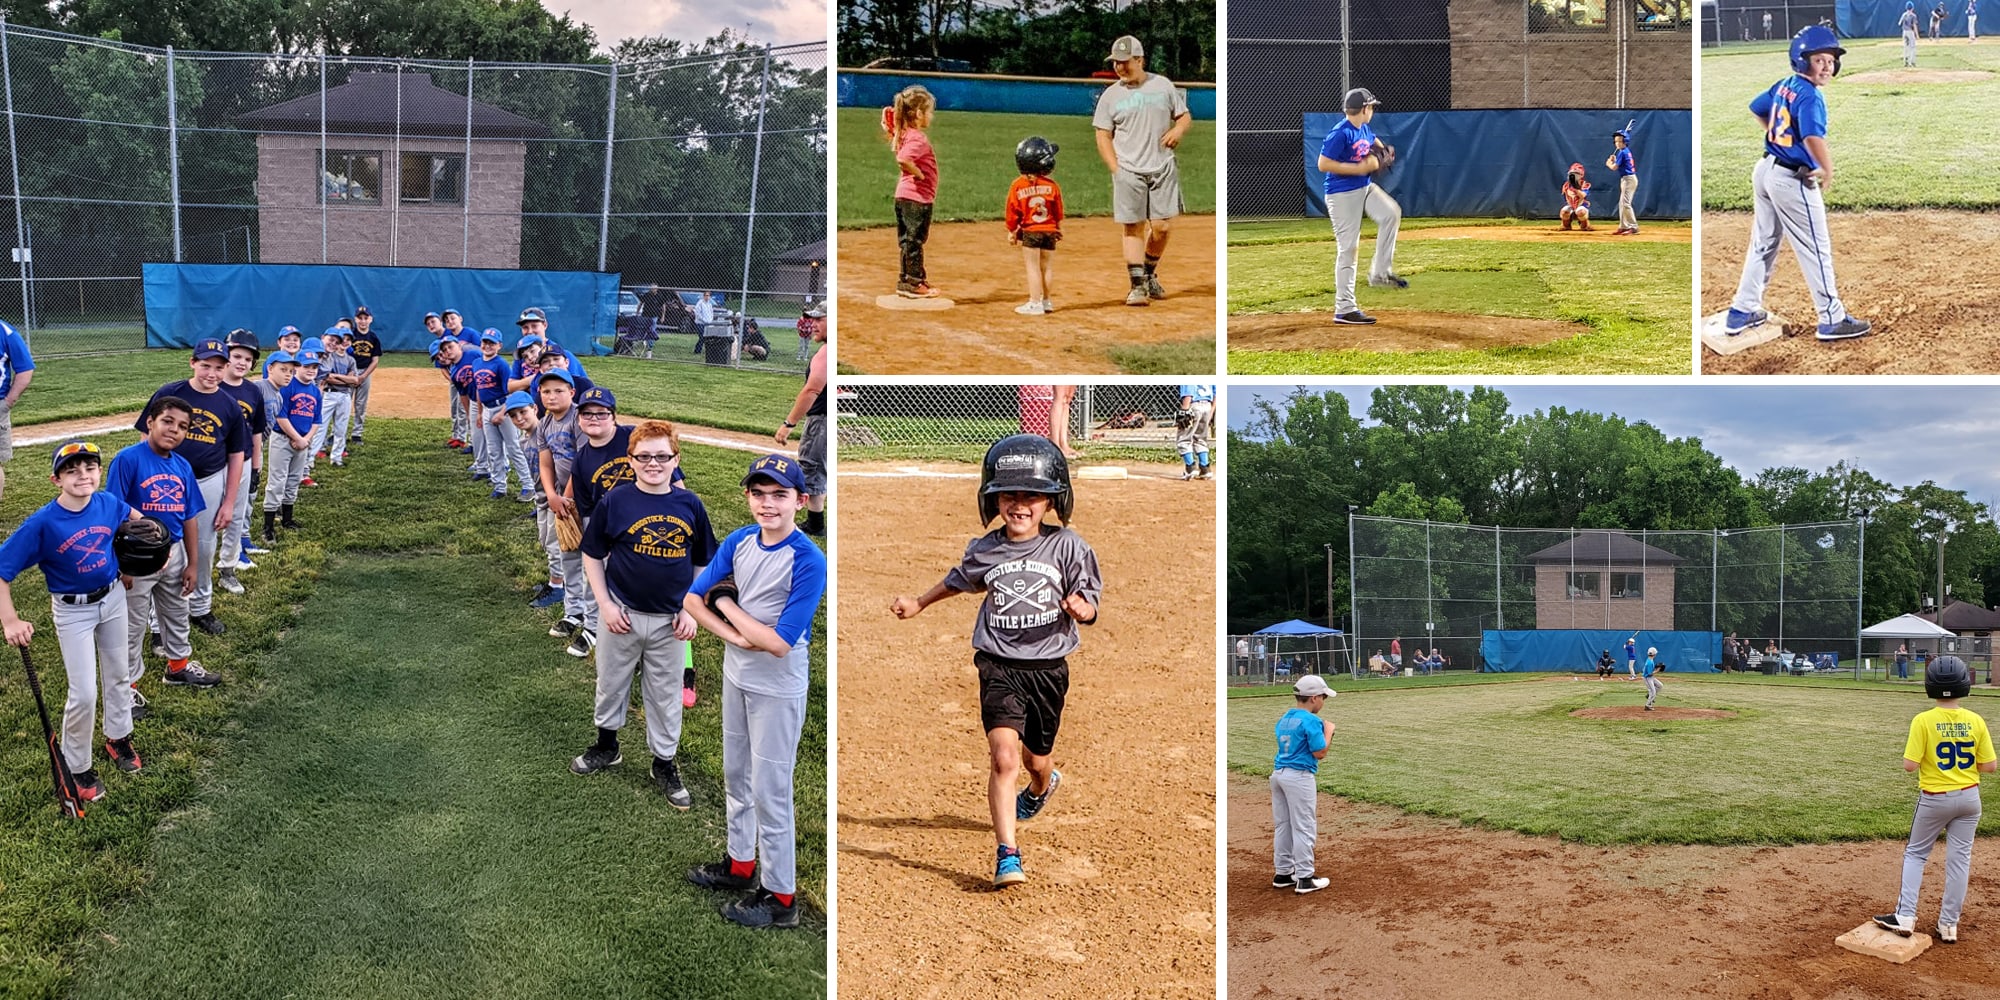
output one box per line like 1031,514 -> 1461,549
1315,87 -> 1406,326
261,351 -> 318,542
0,440 -> 144,801
107,396 -> 221,697
1272,674 -> 1336,895
682,454 -> 829,930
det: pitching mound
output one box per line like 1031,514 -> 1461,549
836,214 -> 1218,375
1403,225 -> 1691,244
1571,706 -> 1737,721
1226,777 -> 2000,1000
836,471 -> 1216,999
1845,68 -> 1993,84
1229,309 -> 1585,352
1703,210 -> 2000,373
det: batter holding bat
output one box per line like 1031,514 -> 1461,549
1094,35 -> 1192,307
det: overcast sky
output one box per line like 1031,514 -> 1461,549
1228,385 -> 2000,509
560,0 -> 825,49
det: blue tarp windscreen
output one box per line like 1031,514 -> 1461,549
1837,0 -> 1973,36
1480,630 -> 1722,672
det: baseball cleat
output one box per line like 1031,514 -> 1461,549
73,769 -> 106,803
550,615 -> 582,638
528,581 -> 554,603
299,477 -> 318,488
1723,308 -> 1769,335
569,742 -> 621,775
683,667 -> 697,708
1272,873 -> 1294,889
1579,219 -> 1593,231
217,570 -> 244,595
129,687 -> 148,722
994,846 -> 1027,888
490,488 -> 508,501
1817,317 -> 1872,341
446,439 -> 465,449
530,587 -> 565,609
1181,469 -> 1196,481
566,630 -> 597,659
516,489 -> 535,504
472,472 -> 491,482
149,630 -> 166,657
1939,923 -> 1959,944
190,613 -> 227,636
688,859 -> 756,892
1332,311 -> 1377,325
896,282 -> 940,299
1368,273 -> 1409,289
243,536 -> 269,555
1873,913 -> 1914,936
234,557 -> 257,571
1146,275 -> 1167,300
723,889 -> 800,929
165,661 -> 223,688
1016,769 -> 1062,821
1295,875 -> 1331,895
1123,286 -> 1151,306
1562,217 -> 1573,231
1014,301 -> 1046,316
315,450 -> 327,459
1197,467 -> 1214,480
104,736 -> 143,773
651,756 -> 693,810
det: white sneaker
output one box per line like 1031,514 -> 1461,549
1294,875 -> 1330,895
217,571 -> 244,595
1939,923 -> 1959,943
1014,301 -> 1046,315
1873,913 -> 1914,936
234,557 -> 257,571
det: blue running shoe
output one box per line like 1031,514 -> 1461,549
1723,308 -> 1768,335
1817,317 -> 1872,341
994,846 -> 1026,888
531,586 -> 565,609
1015,769 -> 1063,821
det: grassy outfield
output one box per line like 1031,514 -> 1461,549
1227,676 -> 1999,845
0,425 -> 825,999
835,107 -> 1217,227
5,351 -> 802,436
1227,218 -> 1692,375
1702,37 -> 2000,209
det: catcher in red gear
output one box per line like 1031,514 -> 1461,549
1560,162 -> 1593,231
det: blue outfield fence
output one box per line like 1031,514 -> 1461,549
1300,109 -> 1693,219
1836,0 -> 1977,36
142,264 -> 621,356
1481,630 -> 1723,673
838,69 -> 1217,120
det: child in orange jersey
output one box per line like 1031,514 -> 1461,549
1005,135 -> 1065,316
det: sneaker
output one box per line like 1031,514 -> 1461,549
461,446 -> 474,455
234,557 -> 257,571
190,613 -> 226,636
651,756 -> 693,810
315,450 -> 327,459
688,860 -> 756,892
129,687 -> 148,722
1181,469 -> 1196,481
683,666 -> 697,708
1296,875 -> 1331,895
1723,308 -> 1769,335
1013,301 -> 1046,316
1817,317 -> 1873,341
1333,311 -> 1377,325
1272,873 -> 1294,889
530,587 -> 565,610
490,489 -> 507,501
896,282 -> 940,299
300,477 -> 318,488
529,582 -> 554,602
73,768 -> 105,802
1197,467 -> 1214,481
1042,298 -> 1054,313
723,888 -> 801,929
1015,769 -> 1062,821
1368,273 -> 1409,289
550,615 -> 581,638
104,736 -> 143,773
149,631 -> 166,657
243,537 -> 269,555
1873,913 -> 1914,936
570,742 -> 621,775
165,661 -> 223,687
1123,285 -> 1150,306
566,630 -> 596,659
1939,923 -> 1959,944
516,489 -> 535,504
447,438 -> 464,449
331,459 -> 344,467
472,472 -> 491,482
217,570 -> 244,595
994,846 -> 1027,888
1146,275 -> 1167,300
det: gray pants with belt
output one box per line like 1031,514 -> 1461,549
265,432 -> 310,509
449,383 -> 469,441
50,585 -> 133,772
126,543 -> 192,683
215,462 -> 254,570
1270,767 -> 1320,879
189,469 -> 228,618
1324,184 -> 1402,314
1896,786 -> 1982,927
593,608 -> 685,761
721,667 -> 808,894
352,374 -> 372,438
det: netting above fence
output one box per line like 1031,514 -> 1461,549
837,383 -> 1201,463
1349,516 -> 1865,672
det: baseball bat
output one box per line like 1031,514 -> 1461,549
19,643 -> 84,819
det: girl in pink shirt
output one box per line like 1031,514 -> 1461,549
885,86 -> 940,298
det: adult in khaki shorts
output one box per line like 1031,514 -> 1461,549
0,317 -> 35,501
1092,35 -> 1192,307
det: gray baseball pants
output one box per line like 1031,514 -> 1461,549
215,465 -> 253,569
50,585 -> 133,773
125,543 -> 192,683
480,402 -> 532,492
1324,184 -> 1402,314
593,609 -> 685,761
1270,767 -> 1320,879
449,383 -> 469,442
1177,399 -> 1213,463
1731,155 -> 1851,327
265,433 -> 310,509
563,548 -> 597,630
1645,674 -> 1663,708
188,468 -> 228,618
721,670 -> 808,895
1618,174 -> 1638,230
352,375 -> 371,438
1896,786 -> 1982,927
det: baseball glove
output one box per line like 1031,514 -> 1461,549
1372,142 -> 1395,172
554,506 -> 584,552
704,576 -> 738,614
1175,407 -> 1195,431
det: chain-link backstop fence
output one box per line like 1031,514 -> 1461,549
1229,0 -> 1693,218
0,23 -> 826,365
837,384 -> 1202,464
1226,633 -> 1353,686
1701,0 -> 1839,45
1348,516 -> 1865,675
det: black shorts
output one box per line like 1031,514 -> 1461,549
976,651 -> 1070,756
1017,230 -> 1058,251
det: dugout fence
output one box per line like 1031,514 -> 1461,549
836,384 -> 1202,464
0,23 -> 826,362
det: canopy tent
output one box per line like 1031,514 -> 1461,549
1254,620 -> 1343,636
1860,614 -> 1957,639
1232,621 -> 1351,682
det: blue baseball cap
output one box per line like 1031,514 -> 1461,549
267,349 -> 297,365
192,338 -> 228,361
301,337 -> 324,353
442,308 -> 462,318
742,453 -> 806,491
426,339 -> 446,358
576,386 -> 616,412
504,390 -> 535,412
423,311 -> 441,322
479,328 -> 502,344
297,350 -> 322,366
277,325 -> 301,339
518,333 -> 547,348
321,326 -> 345,341
536,368 -> 575,387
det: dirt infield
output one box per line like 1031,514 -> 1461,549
1229,310 -> 1586,352
1570,706 -> 1738,721
835,214 -> 1219,375
835,469 -> 1216,999
1844,68 -> 1993,84
1227,775 -> 2000,1000
1401,225 -> 1693,244
1702,210 -> 2000,373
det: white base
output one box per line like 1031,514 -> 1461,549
1074,466 -> 1129,480
1702,310 -> 1788,356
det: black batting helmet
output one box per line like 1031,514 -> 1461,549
112,516 -> 173,578
225,328 -> 260,359
1015,136 -> 1058,176
1927,655 -> 1974,700
979,433 -> 1072,526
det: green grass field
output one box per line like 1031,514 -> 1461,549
1702,37 -> 2000,209
1226,218 -> 1693,375
0,426 -> 825,998
835,107 -> 1217,227
1229,675 -> 1999,845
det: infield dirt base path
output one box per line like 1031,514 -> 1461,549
836,468 -> 1216,999
1229,310 -> 1586,352
1227,774 -> 2000,1000
835,214 -> 1219,375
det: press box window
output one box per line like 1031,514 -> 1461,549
320,150 -> 381,205
401,153 -> 464,205
1610,573 -> 1645,599
1566,572 -> 1601,599
1530,0 -> 1608,32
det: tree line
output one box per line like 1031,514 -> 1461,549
1227,386 -> 2000,636
839,0 -> 1216,82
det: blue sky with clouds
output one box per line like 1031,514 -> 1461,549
1228,385 -> 2000,509
561,0 -> 823,49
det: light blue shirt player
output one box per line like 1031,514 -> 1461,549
1273,706 -> 1329,774
1177,384 -> 1215,403
1319,119 -> 1381,196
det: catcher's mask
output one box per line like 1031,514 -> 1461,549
979,433 -> 1072,526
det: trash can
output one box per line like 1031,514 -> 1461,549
701,322 -> 736,366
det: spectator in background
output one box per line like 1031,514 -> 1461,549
690,291 -> 717,356
1236,636 -> 1251,674
0,317 -> 32,501
1898,642 -> 1912,680
1763,10 -> 1773,38
1050,385 -> 1079,459
1389,636 -> 1402,666
1425,649 -> 1444,674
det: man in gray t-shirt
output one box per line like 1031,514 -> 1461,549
1093,34 -> 1193,307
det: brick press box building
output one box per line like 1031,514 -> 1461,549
1528,531 -> 1683,631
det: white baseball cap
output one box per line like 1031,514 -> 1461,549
1647,647 -> 1658,656
1293,675 -> 1336,698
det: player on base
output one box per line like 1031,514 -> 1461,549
1873,656 -> 1994,944
1272,674 -> 1334,895
1095,36 -> 1191,307
885,85 -> 940,299
891,434 -> 1102,889
1318,87 -> 1405,326
1006,136 -> 1064,316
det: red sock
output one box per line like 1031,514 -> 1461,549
729,858 -> 755,879
169,658 -> 188,672
774,892 -> 794,907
